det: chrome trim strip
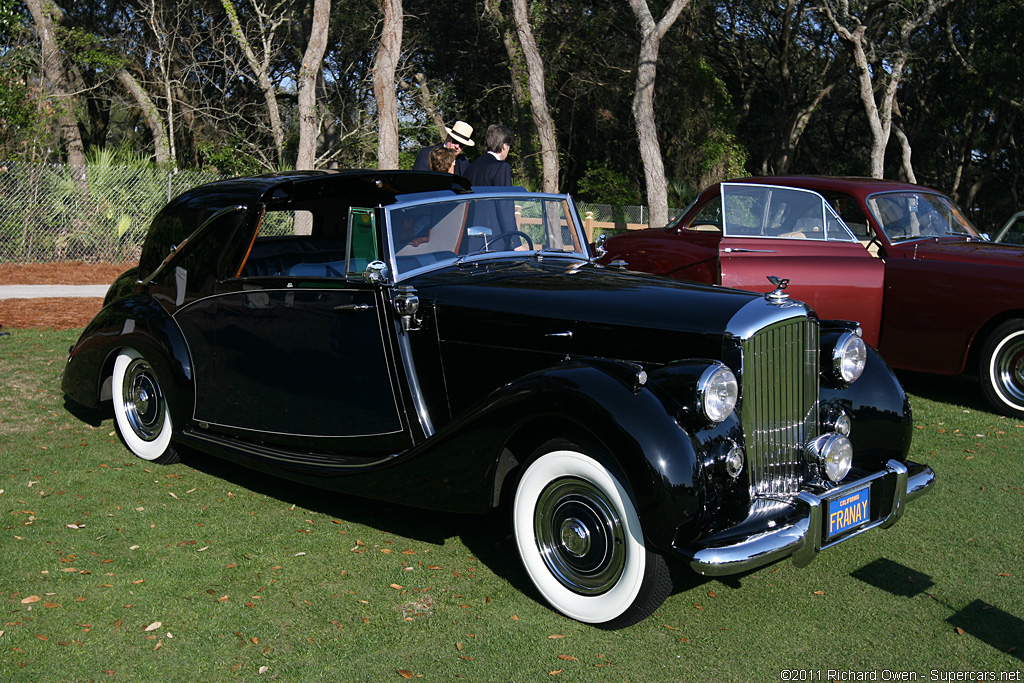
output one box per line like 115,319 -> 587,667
182,429 -> 398,469
726,295 -> 810,343
395,330 -> 434,438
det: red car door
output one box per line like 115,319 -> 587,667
716,184 -> 885,347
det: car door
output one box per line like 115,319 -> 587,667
715,183 -> 885,347
173,205 -> 415,457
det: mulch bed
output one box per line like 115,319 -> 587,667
0,262 -> 133,330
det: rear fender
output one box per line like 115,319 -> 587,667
62,296 -> 193,422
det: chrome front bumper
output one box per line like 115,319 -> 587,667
680,459 -> 935,577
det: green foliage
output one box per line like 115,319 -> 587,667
57,26 -> 127,71
576,164 -> 640,206
1,330 -> 1022,680
198,139 -> 264,177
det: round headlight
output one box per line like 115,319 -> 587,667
817,433 -> 853,482
833,332 -> 867,384
698,364 -> 738,423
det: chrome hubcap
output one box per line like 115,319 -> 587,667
534,477 -> 625,596
559,518 -> 592,558
122,359 -> 163,442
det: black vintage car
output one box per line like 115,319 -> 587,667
62,170 -> 934,628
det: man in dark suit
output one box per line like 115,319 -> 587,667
465,125 -> 521,247
413,120 -> 474,175
464,124 -> 514,187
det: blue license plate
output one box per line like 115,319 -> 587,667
826,486 -> 871,539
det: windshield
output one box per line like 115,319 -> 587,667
866,191 -> 981,242
386,195 -> 586,279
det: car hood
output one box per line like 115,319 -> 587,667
424,259 -> 774,365
902,238 -> 1024,266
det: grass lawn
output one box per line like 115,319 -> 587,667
2,329 -> 1022,682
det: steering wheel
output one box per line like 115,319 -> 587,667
885,218 -> 910,239
482,230 -> 534,252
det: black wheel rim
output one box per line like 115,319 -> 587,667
122,358 -> 164,442
534,477 -> 626,595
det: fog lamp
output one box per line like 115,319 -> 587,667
808,433 -> 853,483
698,364 -> 738,423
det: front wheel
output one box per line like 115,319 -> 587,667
111,348 -> 180,464
512,441 -> 672,628
979,319 -> 1024,419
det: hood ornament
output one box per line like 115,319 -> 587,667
765,275 -> 790,304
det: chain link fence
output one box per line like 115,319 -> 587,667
0,163 -> 667,263
0,163 -> 224,264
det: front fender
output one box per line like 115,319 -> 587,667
62,296 -> 193,422
379,358 -> 724,552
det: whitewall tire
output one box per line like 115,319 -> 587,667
980,320 -> 1024,419
111,348 -> 180,464
512,441 -> 672,627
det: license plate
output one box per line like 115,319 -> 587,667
826,486 -> 871,539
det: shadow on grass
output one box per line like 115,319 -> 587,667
181,450 -> 541,598
850,557 -> 934,598
163,449 -> 725,614
852,558 -> 1022,661
947,600 -> 1023,661
63,396 -> 108,427
895,370 -> 990,413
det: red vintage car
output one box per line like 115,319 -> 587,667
599,176 -> 1024,419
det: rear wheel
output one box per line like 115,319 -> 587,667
512,440 -> 672,628
111,348 -> 180,464
979,320 -> 1024,419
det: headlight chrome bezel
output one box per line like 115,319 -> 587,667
832,331 -> 867,384
697,363 -> 739,423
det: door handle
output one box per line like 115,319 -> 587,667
334,304 -> 373,311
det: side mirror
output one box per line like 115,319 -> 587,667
593,233 -> 608,258
363,260 -> 389,285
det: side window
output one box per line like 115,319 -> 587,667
720,184 -> 855,242
239,209 -> 348,278
688,197 -> 723,232
826,193 -> 872,240
347,208 -> 379,274
152,207 -> 250,292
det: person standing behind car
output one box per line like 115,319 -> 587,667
464,124 -> 513,187
428,146 -> 458,173
465,124 -> 521,247
413,120 -> 474,175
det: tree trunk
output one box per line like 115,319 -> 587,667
220,0 -> 286,166
511,0 -> 559,192
374,0 -> 403,169
296,0 -> 330,171
25,0 -> 88,188
116,69 -> 171,168
628,0 -> 690,228
823,0 -> 954,179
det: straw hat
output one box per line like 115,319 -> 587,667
445,121 -> 475,147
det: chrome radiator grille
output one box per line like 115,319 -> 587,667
740,316 -> 819,499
